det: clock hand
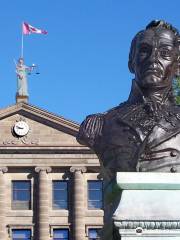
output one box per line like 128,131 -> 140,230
17,126 -> 24,129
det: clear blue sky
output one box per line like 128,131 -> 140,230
1,0 -> 180,123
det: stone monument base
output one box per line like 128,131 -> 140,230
16,94 -> 29,103
113,172 -> 180,239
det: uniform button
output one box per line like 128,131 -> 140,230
170,151 -> 177,157
170,167 -> 177,173
139,166 -> 146,172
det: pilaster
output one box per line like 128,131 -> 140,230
35,166 -> 52,240
70,166 -> 87,240
0,167 -> 8,239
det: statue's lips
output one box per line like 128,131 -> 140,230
142,68 -> 162,77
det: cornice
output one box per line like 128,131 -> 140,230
114,220 -> 180,230
0,102 -> 80,135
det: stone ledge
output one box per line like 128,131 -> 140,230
117,172 -> 180,190
117,229 -> 180,239
49,210 -> 69,217
85,210 -> 104,217
7,210 -> 33,217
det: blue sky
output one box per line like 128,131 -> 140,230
1,0 -> 180,123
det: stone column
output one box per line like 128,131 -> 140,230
35,166 -> 52,240
70,166 -> 87,240
0,167 -> 8,239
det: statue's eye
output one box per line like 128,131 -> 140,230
160,49 -> 171,57
139,47 -> 149,53
160,46 -> 174,58
139,45 -> 150,57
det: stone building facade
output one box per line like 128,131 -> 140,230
0,102 -> 103,240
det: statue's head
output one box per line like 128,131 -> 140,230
18,58 -> 24,65
128,20 -> 180,89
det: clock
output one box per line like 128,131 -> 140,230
13,121 -> 29,137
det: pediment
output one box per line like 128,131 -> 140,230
0,102 -> 83,148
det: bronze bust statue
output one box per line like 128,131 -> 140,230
77,20 -> 180,179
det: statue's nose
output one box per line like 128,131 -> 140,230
149,47 -> 159,62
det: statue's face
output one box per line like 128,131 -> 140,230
19,58 -> 24,65
133,28 -> 179,88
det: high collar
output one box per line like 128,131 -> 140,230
127,80 -> 176,106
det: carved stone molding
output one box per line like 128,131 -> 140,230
70,166 -> 87,173
3,136 -> 39,145
114,220 -> 180,230
0,167 -> 8,174
35,166 -> 52,173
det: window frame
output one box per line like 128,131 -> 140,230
53,228 -> 69,240
86,226 -> 102,240
50,224 -> 70,238
7,225 -> 34,239
12,229 -> 31,240
87,180 -> 103,210
52,228 -> 69,240
12,180 -> 31,210
52,180 -> 68,210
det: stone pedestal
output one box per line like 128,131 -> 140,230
16,94 -> 28,103
113,172 -> 180,239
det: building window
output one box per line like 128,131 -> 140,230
12,229 -> 31,240
88,181 -> 103,209
53,229 -> 69,240
12,181 -> 31,210
88,229 -> 101,240
53,181 -> 68,209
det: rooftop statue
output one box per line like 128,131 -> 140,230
16,58 -> 29,96
77,20 -> 180,180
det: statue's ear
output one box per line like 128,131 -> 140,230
175,64 -> 180,78
175,40 -> 180,77
128,37 -> 137,74
128,59 -> 135,73
175,55 -> 180,78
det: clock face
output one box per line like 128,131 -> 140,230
14,121 -> 29,137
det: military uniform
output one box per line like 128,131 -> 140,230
77,81 -> 180,179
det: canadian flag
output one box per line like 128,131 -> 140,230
22,22 -> 48,35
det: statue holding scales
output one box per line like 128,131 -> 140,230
15,58 -> 38,100
16,57 -> 30,96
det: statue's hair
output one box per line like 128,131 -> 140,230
146,20 -> 179,36
128,20 -> 180,75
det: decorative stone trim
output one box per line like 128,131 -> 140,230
35,166 -> 52,173
0,167 -> 8,173
3,137 -> 39,145
114,221 -> 180,230
70,166 -> 87,173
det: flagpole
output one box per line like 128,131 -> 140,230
21,22 -> 24,58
